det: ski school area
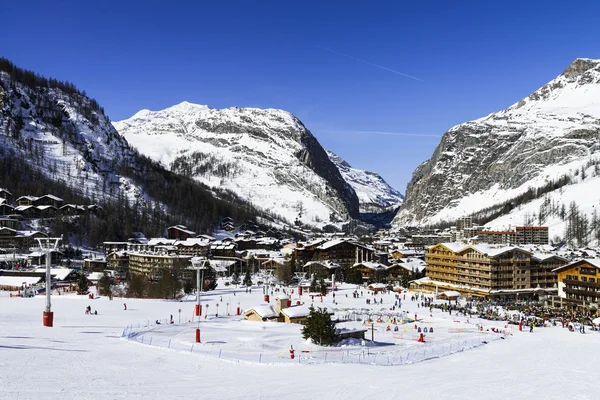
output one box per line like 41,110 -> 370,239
2,278 -> 600,399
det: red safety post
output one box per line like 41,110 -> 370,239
196,328 -> 200,343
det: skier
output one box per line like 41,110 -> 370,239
124,303 -> 127,311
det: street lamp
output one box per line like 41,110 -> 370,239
37,236 -> 61,327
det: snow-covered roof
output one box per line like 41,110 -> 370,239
147,238 -> 176,246
303,260 -> 340,269
40,194 -> 64,202
168,225 -> 196,235
16,196 -> 39,202
174,239 -> 210,247
245,305 -> 279,319
87,272 -> 105,281
281,304 -> 333,318
34,268 -> 73,281
36,205 -> 57,211
353,261 -> 385,270
553,258 -> 600,272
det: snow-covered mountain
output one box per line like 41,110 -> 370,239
0,67 -> 140,203
114,102 -> 360,226
326,150 -> 403,213
0,59 -> 265,237
395,58 -> 600,240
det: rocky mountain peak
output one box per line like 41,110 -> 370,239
561,58 -> 600,79
394,58 -> 600,228
115,102 -> 360,225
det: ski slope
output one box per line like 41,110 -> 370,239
1,280 -> 598,399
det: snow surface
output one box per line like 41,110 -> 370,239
2,279 -> 599,399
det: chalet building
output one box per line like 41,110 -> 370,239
84,258 -> 108,272
386,262 -> 413,283
210,241 -> 237,257
261,257 -> 289,276
351,261 -> 387,282
315,239 -> 375,268
553,259 -> 600,309
16,196 -> 39,207
34,195 -> 64,208
14,205 -> 39,219
28,250 -> 63,266
220,217 -> 234,230
0,228 -> 47,250
0,218 -> 19,230
60,204 -> 86,216
0,188 -> 13,204
423,243 -> 567,298
303,260 -> 340,279
36,205 -> 58,218
128,252 -> 193,279
167,225 -> 196,241
0,201 -> 14,216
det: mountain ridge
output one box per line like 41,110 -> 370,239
394,58 -> 600,242
114,101 -> 361,226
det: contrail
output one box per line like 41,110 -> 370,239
316,45 -> 424,82
323,129 -> 440,137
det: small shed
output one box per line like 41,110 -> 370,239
244,305 -> 281,322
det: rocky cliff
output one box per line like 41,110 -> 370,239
395,58 -> 600,226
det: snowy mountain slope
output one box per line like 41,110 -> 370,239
114,102 -> 360,225
0,69 -> 141,204
395,58 -> 600,228
326,150 -> 403,213
0,60 -> 264,238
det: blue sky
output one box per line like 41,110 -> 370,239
2,0 -> 599,192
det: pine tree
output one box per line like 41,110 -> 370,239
231,270 -> 240,285
319,278 -> 328,296
301,306 -> 339,346
98,274 -> 112,296
309,275 -> 318,293
345,267 -> 363,285
77,272 -> 89,295
243,266 -> 252,287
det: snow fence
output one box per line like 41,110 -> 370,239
121,321 -> 506,366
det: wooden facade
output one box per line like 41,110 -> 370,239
554,259 -> 600,309
425,243 -> 567,294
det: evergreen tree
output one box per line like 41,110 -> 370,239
309,274 -> 318,293
243,266 -> 253,287
77,272 -> 89,295
127,274 -> 147,298
345,267 -> 363,285
301,306 -> 339,346
231,270 -> 240,285
98,274 -> 112,296
319,278 -> 328,296
183,279 -> 195,295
